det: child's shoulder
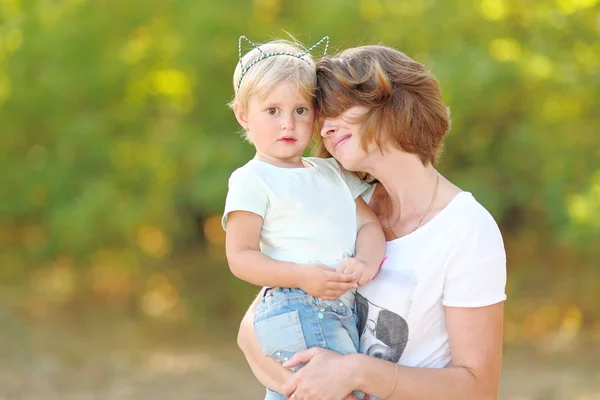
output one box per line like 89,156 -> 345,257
305,157 -> 341,172
228,160 -> 262,181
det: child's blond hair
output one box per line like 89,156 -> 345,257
228,39 -> 317,116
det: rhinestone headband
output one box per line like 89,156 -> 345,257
236,35 -> 330,91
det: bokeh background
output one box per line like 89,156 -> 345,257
1,0 -> 599,399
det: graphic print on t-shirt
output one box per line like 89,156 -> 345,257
356,292 -> 409,363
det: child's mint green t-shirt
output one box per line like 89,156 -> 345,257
222,157 -> 369,305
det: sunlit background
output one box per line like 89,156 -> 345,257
1,0 -> 599,398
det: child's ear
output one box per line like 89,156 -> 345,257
233,101 -> 249,130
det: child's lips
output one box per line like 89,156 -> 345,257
278,137 -> 297,143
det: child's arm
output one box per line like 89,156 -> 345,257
226,210 -> 357,299
355,196 -> 386,274
337,197 -> 386,285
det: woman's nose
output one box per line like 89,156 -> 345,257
320,120 -> 338,137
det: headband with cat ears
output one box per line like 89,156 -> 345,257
236,35 -> 330,91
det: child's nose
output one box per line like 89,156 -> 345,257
281,115 -> 295,130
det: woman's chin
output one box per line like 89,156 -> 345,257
326,143 -> 362,171
334,154 -> 360,171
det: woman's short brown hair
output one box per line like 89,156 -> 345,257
314,45 -> 450,165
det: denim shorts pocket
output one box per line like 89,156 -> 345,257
254,310 -> 307,358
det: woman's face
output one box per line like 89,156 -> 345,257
319,106 -> 372,171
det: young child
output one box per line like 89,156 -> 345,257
222,36 -> 386,400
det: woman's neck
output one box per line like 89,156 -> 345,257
364,149 -> 438,213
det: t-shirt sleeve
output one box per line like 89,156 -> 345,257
320,158 -> 370,199
442,207 -> 507,308
221,168 -> 268,230
340,166 -> 370,199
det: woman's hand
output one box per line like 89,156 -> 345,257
281,347 -> 360,400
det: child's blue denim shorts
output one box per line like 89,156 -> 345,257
253,287 -> 361,400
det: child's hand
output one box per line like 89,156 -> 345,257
299,263 -> 358,300
335,257 -> 375,286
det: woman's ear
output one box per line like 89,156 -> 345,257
233,101 -> 249,131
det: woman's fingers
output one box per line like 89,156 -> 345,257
282,347 -> 322,368
280,375 -> 297,397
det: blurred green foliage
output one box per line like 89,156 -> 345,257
0,0 -> 599,327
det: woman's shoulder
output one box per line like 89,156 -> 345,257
443,192 -> 505,258
450,192 -> 501,230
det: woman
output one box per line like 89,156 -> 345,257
237,44 -> 507,400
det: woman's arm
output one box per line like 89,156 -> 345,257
282,302 -> 504,400
354,303 -> 503,399
237,289 -> 294,393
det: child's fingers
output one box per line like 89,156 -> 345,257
354,271 -> 367,284
337,262 -> 355,275
323,290 -> 347,299
334,260 -> 347,273
320,289 -> 348,300
326,280 -> 357,291
324,270 -> 356,282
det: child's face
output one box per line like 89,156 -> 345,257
245,83 -> 315,163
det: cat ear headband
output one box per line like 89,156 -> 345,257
236,35 -> 330,90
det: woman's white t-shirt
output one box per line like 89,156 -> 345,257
357,187 -> 506,372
